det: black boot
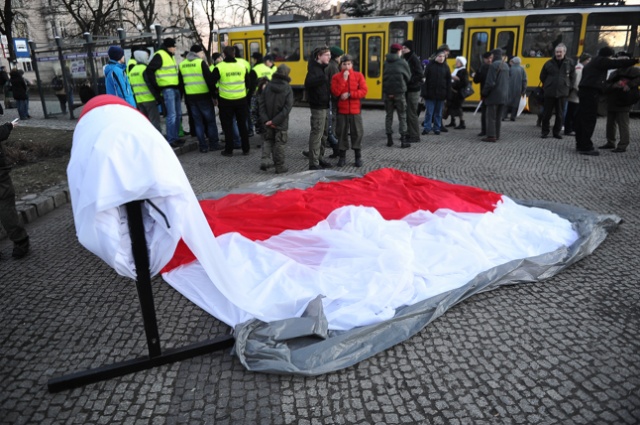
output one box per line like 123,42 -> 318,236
386,134 -> 393,147
354,149 -> 362,167
328,146 -> 340,158
337,150 -> 347,167
400,134 -> 411,148
446,118 -> 457,127
454,120 -> 466,129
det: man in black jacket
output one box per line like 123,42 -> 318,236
0,121 -> 29,259
402,40 -> 423,144
473,51 -> 492,136
539,43 -> 575,139
574,47 -> 639,156
304,47 -> 333,170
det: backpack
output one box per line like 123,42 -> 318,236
52,76 -> 64,91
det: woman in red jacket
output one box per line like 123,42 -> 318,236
331,55 -> 368,167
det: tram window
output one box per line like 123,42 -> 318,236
303,25 -> 340,60
497,31 -> 515,58
368,36 -> 381,78
443,19 -> 464,57
584,13 -> 640,57
220,33 -> 229,48
249,42 -> 260,56
390,22 -> 407,47
234,43 -> 245,60
523,14 -> 581,58
270,28 -> 300,61
347,38 -> 361,72
469,32 -> 488,75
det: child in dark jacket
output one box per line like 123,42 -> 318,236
258,64 -> 293,174
0,120 -> 30,259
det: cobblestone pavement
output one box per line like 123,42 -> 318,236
1,104 -> 639,425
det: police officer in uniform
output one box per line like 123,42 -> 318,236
211,45 -> 251,156
179,45 -> 220,152
145,38 -> 183,147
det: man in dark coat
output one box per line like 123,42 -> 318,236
259,64 -> 293,173
539,43 -> 575,139
421,49 -> 451,136
304,47 -> 333,170
481,48 -> 510,142
402,40 -> 423,143
574,46 -> 639,156
0,120 -> 30,259
383,44 -> 411,148
473,51 -> 493,136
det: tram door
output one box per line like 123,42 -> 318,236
229,39 -> 263,61
467,27 -> 519,75
344,32 -> 385,100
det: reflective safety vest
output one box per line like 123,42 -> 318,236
252,63 -> 275,80
126,58 -> 137,76
154,49 -> 179,87
216,61 -> 247,100
128,63 -> 155,103
179,58 -> 209,95
237,57 -> 251,73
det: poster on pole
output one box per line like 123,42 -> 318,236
70,59 -> 87,78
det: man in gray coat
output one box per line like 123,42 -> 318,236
481,48 -> 510,143
539,43 -> 575,139
503,56 -> 527,121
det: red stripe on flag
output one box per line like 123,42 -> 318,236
162,168 -> 502,272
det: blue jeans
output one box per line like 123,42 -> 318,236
187,98 -> 219,149
16,99 -> 28,119
423,99 -> 443,132
162,88 -> 182,144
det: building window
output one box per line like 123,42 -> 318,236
523,14 -> 581,58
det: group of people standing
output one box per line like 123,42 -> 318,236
538,44 -> 639,155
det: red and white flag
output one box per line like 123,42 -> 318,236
68,97 -> 578,332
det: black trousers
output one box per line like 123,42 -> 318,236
218,97 -> 250,154
541,96 -> 565,137
575,88 -> 600,152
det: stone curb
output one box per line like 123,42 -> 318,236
0,138 -> 199,241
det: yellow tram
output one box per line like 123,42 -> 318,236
214,3 -> 640,103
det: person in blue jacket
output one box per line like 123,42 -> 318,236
104,46 -> 136,108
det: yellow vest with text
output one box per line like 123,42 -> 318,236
179,58 -> 209,95
128,63 -> 155,103
252,63 -> 275,80
216,61 -> 247,100
154,49 -> 179,87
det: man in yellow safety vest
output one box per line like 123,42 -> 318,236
144,38 -> 183,147
211,45 -> 251,156
127,48 -> 161,132
178,44 -> 220,153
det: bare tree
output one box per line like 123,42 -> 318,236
189,0 -> 216,55
125,0 -> 158,32
0,0 -> 19,62
226,0 -> 332,25
58,0 -> 122,36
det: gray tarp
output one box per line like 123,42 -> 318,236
198,170 -> 620,375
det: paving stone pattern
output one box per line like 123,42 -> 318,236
1,104 -> 639,424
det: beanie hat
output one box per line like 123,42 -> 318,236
163,38 -> 176,48
276,64 -> 291,77
598,46 -> 615,57
510,56 -> 521,65
438,44 -> 450,51
402,40 -> 414,51
108,46 -> 125,61
340,54 -> 354,64
264,54 -> 276,63
390,43 -> 403,53
329,46 -> 344,58
251,52 -> 263,61
456,56 -> 467,67
190,44 -> 203,53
